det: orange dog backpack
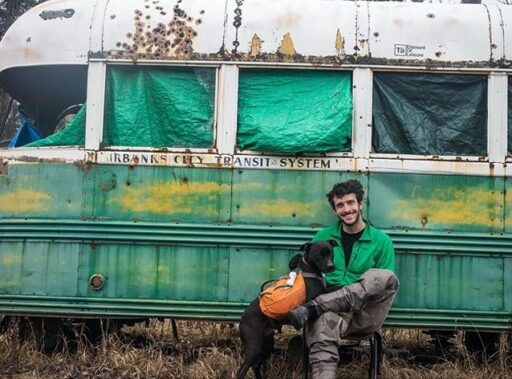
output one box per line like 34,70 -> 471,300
258,270 -> 306,319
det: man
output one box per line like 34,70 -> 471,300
289,179 -> 399,379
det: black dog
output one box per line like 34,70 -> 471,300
237,240 -> 336,379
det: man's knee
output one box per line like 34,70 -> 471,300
381,269 -> 399,292
360,269 -> 399,297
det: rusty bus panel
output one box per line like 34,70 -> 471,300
0,0 -> 510,70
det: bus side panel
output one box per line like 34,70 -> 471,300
230,169 -> 362,226
504,258 -> 512,311
368,173 -> 505,233
227,247 -> 296,302
369,173 -> 509,324
0,241 -> 80,297
395,253 -> 505,312
502,178 -> 512,233
0,163 -> 91,219
81,244 -> 230,301
80,245 -> 297,303
90,166 -> 233,223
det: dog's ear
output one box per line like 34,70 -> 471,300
288,254 -> 302,270
327,240 -> 338,247
299,242 -> 313,252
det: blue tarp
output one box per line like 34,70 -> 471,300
8,119 -> 42,148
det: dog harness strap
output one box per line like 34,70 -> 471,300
302,272 -> 327,288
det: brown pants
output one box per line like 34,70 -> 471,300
306,269 -> 399,379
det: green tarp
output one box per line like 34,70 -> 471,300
237,70 -> 352,153
372,73 -> 487,156
508,76 -> 512,155
103,66 -> 215,148
26,105 -> 86,147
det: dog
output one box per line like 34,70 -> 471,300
237,240 -> 336,379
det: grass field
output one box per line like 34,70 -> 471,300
1,318 -> 511,379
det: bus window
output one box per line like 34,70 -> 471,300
0,89 -> 17,148
103,66 -> 215,149
27,105 -> 85,147
508,76 -> 512,155
237,69 -> 352,154
372,72 -> 487,156
0,65 -> 87,148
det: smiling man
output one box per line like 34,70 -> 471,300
289,180 -> 399,379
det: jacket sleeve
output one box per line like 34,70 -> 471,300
311,229 -> 326,242
375,236 -> 395,271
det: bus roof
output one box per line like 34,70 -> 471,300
0,0 -> 511,72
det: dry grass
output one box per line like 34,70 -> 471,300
0,318 -> 511,379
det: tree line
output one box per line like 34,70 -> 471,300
0,0 -> 47,40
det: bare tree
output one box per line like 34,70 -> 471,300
0,0 -> 48,40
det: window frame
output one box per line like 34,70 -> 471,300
0,60 -> 509,178
365,68 -> 508,177
234,65 -> 355,158
369,69 -> 491,162
92,61 -> 220,153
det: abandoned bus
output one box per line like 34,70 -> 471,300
0,0 -> 511,348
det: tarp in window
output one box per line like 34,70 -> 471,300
237,70 -> 352,153
508,76 -> 512,155
8,119 -> 42,147
372,73 -> 487,156
103,66 -> 215,148
26,105 -> 86,147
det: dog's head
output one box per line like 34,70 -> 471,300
299,240 -> 336,274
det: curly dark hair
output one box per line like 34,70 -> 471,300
326,180 -> 364,209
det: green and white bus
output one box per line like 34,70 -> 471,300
0,0 -> 511,346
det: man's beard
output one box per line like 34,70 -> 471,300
340,210 -> 361,227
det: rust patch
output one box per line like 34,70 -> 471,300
113,2 -> 203,60
106,47 -> 511,69
335,29 -> 344,56
232,0 -> 244,54
8,155 -> 67,164
39,9 -> 75,20
74,161 -> 94,172
22,46 -> 42,60
0,159 -> 6,175
278,33 -> 296,57
99,177 -> 117,192
250,34 -> 262,57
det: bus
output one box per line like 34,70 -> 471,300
0,0 -> 511,351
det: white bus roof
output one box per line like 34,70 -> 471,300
0,0 -> 511,72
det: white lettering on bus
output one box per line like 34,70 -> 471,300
278,158 -> 330,169
102,152 -> 332,170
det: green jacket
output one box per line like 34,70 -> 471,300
312,221 -> 395,287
